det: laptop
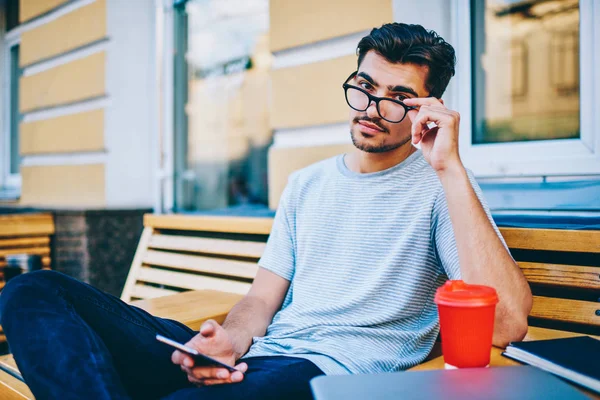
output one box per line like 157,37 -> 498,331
310,366 -> 590,400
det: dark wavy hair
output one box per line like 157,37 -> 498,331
357,23 -> 456,98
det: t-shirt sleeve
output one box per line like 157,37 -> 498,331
258,183 -> 296,281
431,169 -> 508,280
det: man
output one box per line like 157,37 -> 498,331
0,23 -> 532,400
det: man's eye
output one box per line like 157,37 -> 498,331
359,82 -> 374,91
395,95 -> 408,101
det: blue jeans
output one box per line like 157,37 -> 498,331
0,270 -> 323,399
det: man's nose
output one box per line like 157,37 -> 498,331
366,100 -> 379,119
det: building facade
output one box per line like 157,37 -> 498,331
1,0 -> 599,215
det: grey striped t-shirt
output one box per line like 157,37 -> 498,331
243,150 -> 500,375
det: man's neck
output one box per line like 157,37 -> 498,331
345,142 -> 417,174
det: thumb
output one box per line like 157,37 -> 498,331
200,319 -> 219,338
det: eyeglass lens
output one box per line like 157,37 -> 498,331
345,87 -> 407,123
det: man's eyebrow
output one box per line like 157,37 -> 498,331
357,72 -> 377,86
356,71 -> 419,98
388,85 -> 419,98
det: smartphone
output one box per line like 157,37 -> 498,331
156,334 -> 237,372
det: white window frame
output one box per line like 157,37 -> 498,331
452,0 -> 600,178
156,0 -> 175,213
2,30 -> 21,190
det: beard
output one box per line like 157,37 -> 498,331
350,128 -> 411,153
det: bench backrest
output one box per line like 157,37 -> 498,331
500,227 -> 600,334
0,213 -> 54,275
123,215 -> 600,333
121,215 -> 271,302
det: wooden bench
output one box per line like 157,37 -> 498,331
0,214 -> 270,399
0,213 -> 54,346
120,214 -> 272,303
500,227 -> 600,334
0,213 -> 54,283
0,215 -> 598,398
411,227 -> 600,398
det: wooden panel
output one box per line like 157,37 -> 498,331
131,289 -> 243,330
20,0 -> 106,66
0,214 -> 54,237
501,227 -> 600,253
0,356 -> 20,378
523,326 -> 600,341
129,284 -> 178,300
20,164 -> 105,207
20,109 -> 104,155
0,372 -> 33,399
271,55 -> 356,129
19,0 -> 69,22
268,143 -> 354,209
121,227 -> 154,302
148,234 -> 266,259
519,262 -> 600,290
143,250 -> 258,280
144,214 -> 273,235
137,266 -> 252,295
530,295 -> 600,327
270,0 -> 392,52
0,237 -> 50,248
20,52 -> 105,112
0,246 -> 50,258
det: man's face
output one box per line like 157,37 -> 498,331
348,51 -> 430,153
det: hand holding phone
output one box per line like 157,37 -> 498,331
161,319 -> 248,385
156,334 -> 237,372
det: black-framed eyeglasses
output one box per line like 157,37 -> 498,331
342,71 -> 417,123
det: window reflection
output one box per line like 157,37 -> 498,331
472,0 -> 580,144
174,0 -> 271,212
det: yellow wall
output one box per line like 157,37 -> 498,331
17,0 -> 108,207
267,1 -> 393,208
268,144 -> 354,209
20,0 -> 106,66
19,0 -> 69,22
270,0 -> 392,52
20,164 -> 106,207
20,109 -> 105,155
19,51 -> 105,113
271,55 -> 356,129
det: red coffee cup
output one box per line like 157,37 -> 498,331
434,280 -> 499,369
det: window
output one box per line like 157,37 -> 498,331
455,0 -> 600,178
2,1 -> 22,192
8,43 -> 20,176
472,0 -> 580,144
172,0 -> 271,213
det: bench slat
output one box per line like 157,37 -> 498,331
531,295 -> 600,327
130,284 -> 179,300
131,290 -> 243,330
0,356 -> 19,378
501,227 -> 600,253
149,234 -> 265,259
0,246 -> 50,258
143,250 -> 258,280
0,237 -> 50,248
0,214 -> 54,238
137,266 -> 251,295
519,262 -> 600,290
144,214 -> 273,235
0,372 -> 33,399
